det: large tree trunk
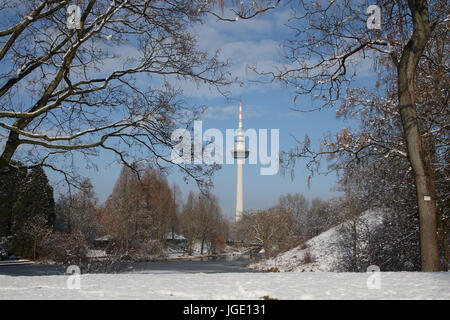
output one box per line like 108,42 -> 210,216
397,0 -> 440,271
0,131 -> 21,171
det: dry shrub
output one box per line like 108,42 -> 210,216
41,231 -> 88,265
105,238 -> 164,262
300,250 -> 315,264
261,296 -> 278,300
211,232 -> 227,253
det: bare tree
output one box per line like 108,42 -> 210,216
277,193 -> 346,244
179,192 -> 225,255
196,194 -> 223,254
102,164 -> 175,255
0,0 -> 282,191
263,0 -> 448,271
238,208 -> 296,259
179,191 -> 199,255
0,0 -> 266,190
61,179 -> 100,242
140,168 -> 175,249
169,183 -> 182,240
103,164 -> 142,251
278,193 -> 309,237
16,214 -> 52,260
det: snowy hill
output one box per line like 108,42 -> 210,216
248,210 -> 385,272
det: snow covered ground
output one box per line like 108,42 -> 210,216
0,272 -> 448,299
249,210 -> 385,272
1,212 -> 448,300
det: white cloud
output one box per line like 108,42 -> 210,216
203,105 -> 236,120
177,8 -> 293,99
176,38 -> 283,99
203,103 -> 266,121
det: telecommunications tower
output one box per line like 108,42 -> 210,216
232,102 -> 249,223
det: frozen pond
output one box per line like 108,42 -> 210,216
115,255 -> 257,274
0,255 -> 259,276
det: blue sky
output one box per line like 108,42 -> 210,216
64,3 -> 378,220
0,3 -> 379,220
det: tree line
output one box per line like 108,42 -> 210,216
234,194 -> 346,260
0,1 -> 447,271
0,163 -> 230,263
1,162 -> 444,271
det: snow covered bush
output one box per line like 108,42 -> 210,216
334,209 -> 421,272
235,208 -> 297,259
40,231 -> 88,265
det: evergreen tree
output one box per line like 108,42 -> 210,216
0,165 -> 26,237
9,166 -> 55,258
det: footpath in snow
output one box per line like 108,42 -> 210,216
0,272 -> 449,299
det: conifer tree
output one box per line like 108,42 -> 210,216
9,166 -> 55,258
0,165 -> 26,237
